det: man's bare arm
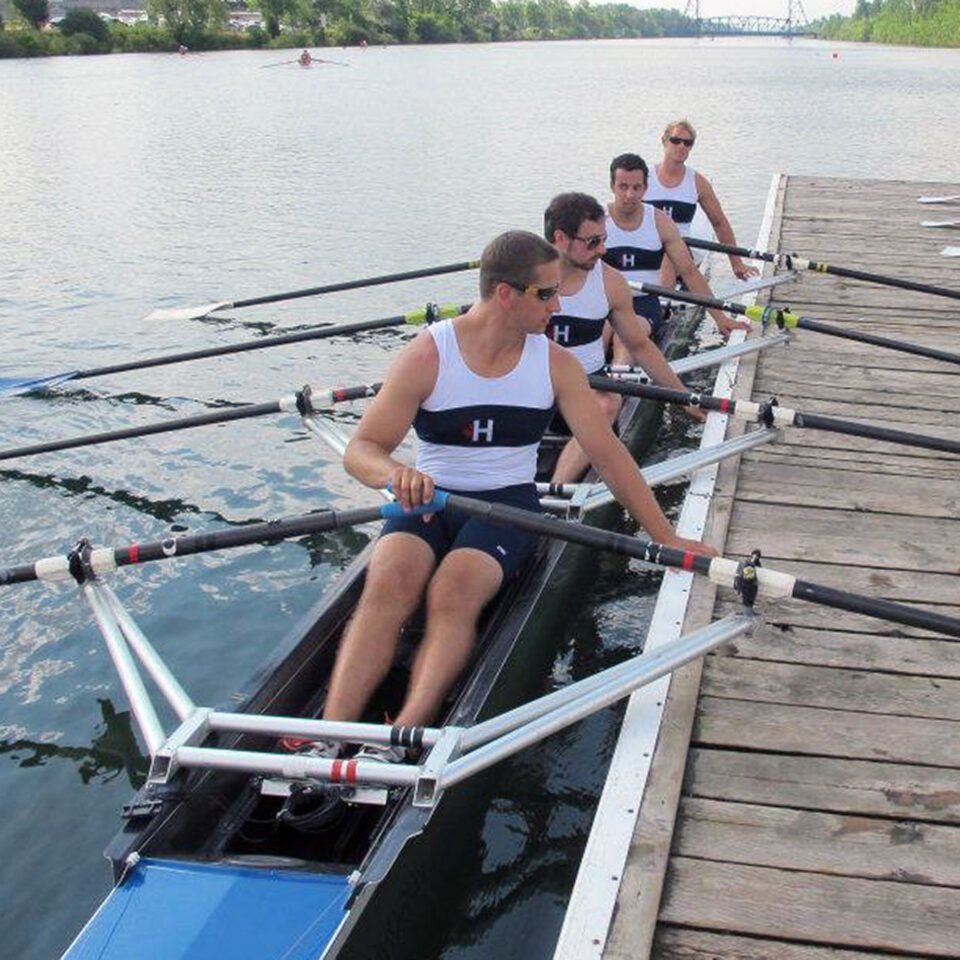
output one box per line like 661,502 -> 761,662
658,210 -> 749,338
551,344 -> 714,556
344,331 -> 438,508
696,173 -> 759,280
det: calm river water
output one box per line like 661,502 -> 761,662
0,36 -> 958,960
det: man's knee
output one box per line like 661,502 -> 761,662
364,537 -> 434,609
597,390 -> 623,421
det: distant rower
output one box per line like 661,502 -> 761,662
646,118 -> 759,284
299,49 -> 312,67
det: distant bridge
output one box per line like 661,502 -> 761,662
682,1 -> 816,36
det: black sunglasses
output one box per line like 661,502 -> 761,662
668,135 -> 695,147
503,280 -> 561,302
572,233 -> 606,250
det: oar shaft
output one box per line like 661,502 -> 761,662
686,237 -> 960,302
75,305 -> 464,382
588,376 -> 960,457
794,410 -> 960,456
0,504 -> 392,585
0,381 -> 384,463
631,282 -> 960,368
795,316 -> 960,366
233,262 -> 479,309
0,400 -> 286,463
441,495 -> 960,639
792,580 -> 960,636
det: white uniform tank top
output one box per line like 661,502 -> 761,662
546,261 -> 610,375
413,319 -> 555,491
646,165 -> 698,237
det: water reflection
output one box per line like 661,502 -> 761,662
1,699 -> 147,789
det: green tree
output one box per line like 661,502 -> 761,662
60,7 -> 111,43
146,0 -> 226,42
12,0 -> 49,29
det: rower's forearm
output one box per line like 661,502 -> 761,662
601,459 -> 674,543
631,341 -> 687,393
344,439 -> 406,490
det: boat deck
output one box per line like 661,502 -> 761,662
605,177 -> 960,958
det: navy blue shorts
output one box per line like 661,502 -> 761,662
632,293 -> 666,344
380,483 -> 541,580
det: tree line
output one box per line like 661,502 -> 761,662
819,0 -> 960,46
0,0 -> 699,55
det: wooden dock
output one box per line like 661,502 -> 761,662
605,177 -> 960,959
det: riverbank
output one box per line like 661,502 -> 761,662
819,0 -> 960,48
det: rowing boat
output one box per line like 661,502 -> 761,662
61,275 -> 787,959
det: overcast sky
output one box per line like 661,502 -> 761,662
625,1 -> 858,20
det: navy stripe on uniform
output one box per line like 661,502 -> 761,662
546,314 -> 606,348
414,404 -> 555,448
603,245 -> 664,273
647,198 -> 697,225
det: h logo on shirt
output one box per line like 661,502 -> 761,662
551,324 -> 570,344
471,418 -> 494,442
620,253 -> 635,268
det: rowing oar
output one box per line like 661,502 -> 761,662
0,304 -> 463,399
918,195 -> 960,204
146,260 -> 479,322
0,499 -> 435,587
0,382 -> 384,463
587,376 -> 960,457
685,237 -> 960,304
6,493 -> 958,641
630,281 -> 960,367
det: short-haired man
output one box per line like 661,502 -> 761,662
604,153 -> 747,343
544,192 -> 707,484
646,119 -> 759,283
316,231 -> 713,760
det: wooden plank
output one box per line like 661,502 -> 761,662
701,658 -> 960,721
744,446 -> 960,481
726,501 -> 959,571
686,749 -> 960,824
674,797 -> 960,886
694,697 -> 960,768
714,620 -> 960,679
652,927 -> 925,960
659,858 -> 960,956
734,462 -> 960,520
750,427 -> 958,461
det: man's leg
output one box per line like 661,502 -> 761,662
551,389 -> 622,483
323,532 -> 436,722
393,548 -> 503,727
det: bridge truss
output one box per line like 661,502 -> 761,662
682,1 -> 813,36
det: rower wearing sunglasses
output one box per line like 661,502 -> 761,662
544,192 -> 708,484
647,119 -> 759,283
604,152 -> 747,344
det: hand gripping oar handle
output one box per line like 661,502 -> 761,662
439,495 -> 960,639
685,237 -> 960,303
0,497 -> 447,586
587,376 -> 960,457
631,281 -> 960,368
